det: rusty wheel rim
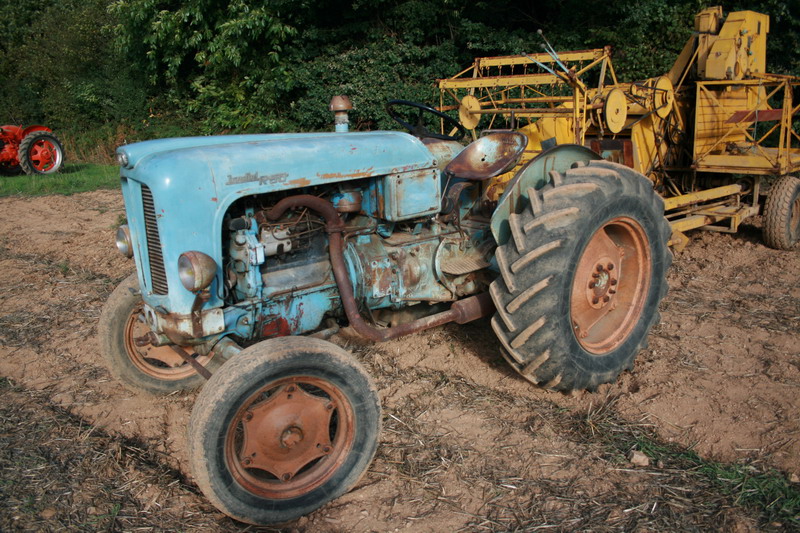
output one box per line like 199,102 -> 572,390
123,304 -> 211,380
570,217 -> 652,354
225,376 -> 356,500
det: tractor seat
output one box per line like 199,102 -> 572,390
444,131 -> 528,181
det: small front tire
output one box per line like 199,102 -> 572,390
188,336 -> 381,525
98,273 -> 220,394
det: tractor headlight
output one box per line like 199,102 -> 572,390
115,225 -> 133,258
116,151 -> 129,167
178,251 -> 217,292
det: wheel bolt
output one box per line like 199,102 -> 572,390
609,289 -> 617,294
592,273 -> 600,278
282,473 -> 292,481
610,279 -> 618,285
603,295 -> 610,302
589,282 -> 596,289
242,458 -> 252,466
607,263 -> 614,271
592,297 -> 599,304
287,385 -> 296,393
244,412 -> 253,422
596,264 -> 604,272
322,446 -> 332,454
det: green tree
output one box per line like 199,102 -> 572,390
110,0 -> 300,132
0,0 -> 146,130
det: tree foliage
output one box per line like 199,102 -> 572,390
0,0 -> 145,129
1,0 -> 798,147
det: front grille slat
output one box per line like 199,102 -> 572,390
141,186 -> 169,295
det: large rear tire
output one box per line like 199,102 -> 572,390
490,160 -> 671,391
188,336 -> 381,525
19,131 -> 64,175
763,175 -> 800,250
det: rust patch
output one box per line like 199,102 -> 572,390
318,167 -> 375,180
262,317 -> 291,338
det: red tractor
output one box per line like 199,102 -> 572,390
0,125 -> 65,175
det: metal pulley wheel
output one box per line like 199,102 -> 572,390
603,89 -> 628,134
653,76 -> 675,119
458,95 -> 482,130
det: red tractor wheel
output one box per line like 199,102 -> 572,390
19,131 -> 65,175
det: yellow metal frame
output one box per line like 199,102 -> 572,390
436,8 -> 800,249
692,75 -> 800,175
438,47 -> 617,145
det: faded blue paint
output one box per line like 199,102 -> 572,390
117,131 -> 437,315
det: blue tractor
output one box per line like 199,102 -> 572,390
99,98 -> 670,524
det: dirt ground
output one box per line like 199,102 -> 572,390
0,190 -> 798,531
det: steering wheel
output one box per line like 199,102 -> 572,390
386,100 -> 466,141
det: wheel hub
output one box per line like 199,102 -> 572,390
240,383 -> 334,481
586,262 -> 619,309
571,217 -> 651,354
31,141 -> 57,171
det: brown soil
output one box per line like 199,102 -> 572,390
0,190 -> 797,531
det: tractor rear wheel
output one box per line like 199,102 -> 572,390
763,175 -> 800,250
490,160 -> 671,391
19,131 -> 64,175
188,337 -> 381,525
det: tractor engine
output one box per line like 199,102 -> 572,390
222,180 -> 494,341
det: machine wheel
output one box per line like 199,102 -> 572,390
19,131 -> 64,175
490,160 -> 671,391
98,273 -> 221,394
763,175 -> 800,250
188,336 -> 381,525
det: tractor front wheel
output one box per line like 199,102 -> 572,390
19,131 -> 64,175
188,336 -> 381,525
763,175 -> 800,250
98,273 -> 221,394
490,160 -> 671,391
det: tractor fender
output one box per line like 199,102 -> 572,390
490,144 -> 601,247
0,125 -> 24,142
20,125 -> 53,139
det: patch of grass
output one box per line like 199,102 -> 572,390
575,396 -> 800,528
0,163 -> 119,197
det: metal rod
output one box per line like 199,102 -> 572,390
169,345 -> 213,380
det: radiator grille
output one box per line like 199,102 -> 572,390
141,185 -> 169,295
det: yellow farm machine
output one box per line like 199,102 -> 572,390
438,6 -> 800,251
